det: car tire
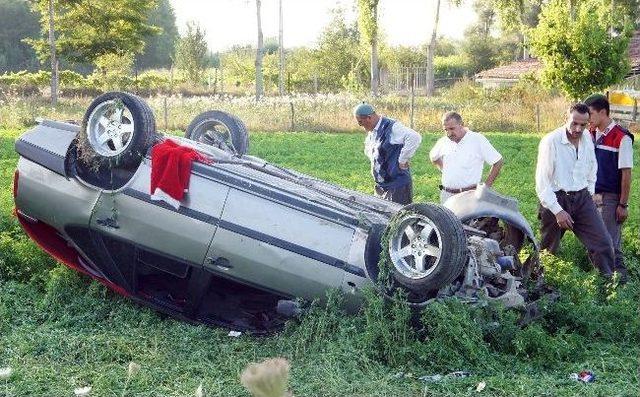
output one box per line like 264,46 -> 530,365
384,203 -> 468,293
79,91 -> 158,169
185,110 -> 249,156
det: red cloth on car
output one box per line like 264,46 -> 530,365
150,139 -> 211,207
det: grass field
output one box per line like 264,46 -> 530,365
0,126 -> 639,397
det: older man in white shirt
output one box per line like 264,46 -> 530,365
429,111 -> 503,203
535,103 -> 615,278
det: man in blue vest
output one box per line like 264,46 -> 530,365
585,94 -> 634,283
354,103 -> 422,205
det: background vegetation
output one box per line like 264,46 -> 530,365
3,0 -> 637,97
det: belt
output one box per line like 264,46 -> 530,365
557,188 -> 588,196
439,184 -> 476,194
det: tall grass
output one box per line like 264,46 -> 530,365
0,80 -> 571,134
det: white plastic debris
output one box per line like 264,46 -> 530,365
195,382 -> 204,397
0,367 -> 13,379
228,330 -> 242,337
418,374 -> 444,383
476,381 -> 486,392
418,371 -> 471,383
74,386 -> 92,396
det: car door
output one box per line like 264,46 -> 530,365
89,159 -> 230,282
204,186 -> 356,300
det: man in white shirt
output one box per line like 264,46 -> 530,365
354,103 -> 422,205
535,103 -> 615,278
429,111 -> 503,203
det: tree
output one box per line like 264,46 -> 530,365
313,7 -> 361,92
469,0 -> 497,38
29,0 -> 158,66
0,0 -> 40,71
174,21 -> 209,84
136,0 -> 178,70
490,0 -> 545,59
263,37 -> 279,55
47,0 -> 58,106
357,0 -> 380,96
426,0 -> 441,96
460,0 -> 502,74
530,0 -> 633,99
255,0 -> 264,100
461,34 -> 499,74
426,0 -> 463,96
278,0 -> 284,95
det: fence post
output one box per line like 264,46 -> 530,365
169,67 -> 174,94
164,97 -> 168,132
536,104 -> 541,134
314,74 -> 318,95
410,73 -> 415,129
220,65 -> 224,94
289,101 -> 295,131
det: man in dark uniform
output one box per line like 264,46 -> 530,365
354,103 -> 422,205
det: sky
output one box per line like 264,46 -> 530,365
170,0 -> 477,52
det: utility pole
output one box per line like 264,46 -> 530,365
426,0 -> 441,97
48,0 -> 58,106
278,0 -> 285,96
255,0 -> 264,100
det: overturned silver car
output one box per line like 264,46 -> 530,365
13,92 -> 542,332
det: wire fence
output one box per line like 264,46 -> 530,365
380,67 -> 461,95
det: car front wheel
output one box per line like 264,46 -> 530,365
385,203 -> 468,294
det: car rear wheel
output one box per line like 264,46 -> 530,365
185,110 -> 249,156
79,91 -> 158,169
385,203 -> 468,293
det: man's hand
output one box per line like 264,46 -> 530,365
555,210 -> 574,230
399,161 -> 410,170
616,205 -> 628,223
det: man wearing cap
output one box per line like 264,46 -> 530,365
354,103 -> 422,205
429,111 -> 503,203
535,103 -> 615,279
584,94 -> 634,283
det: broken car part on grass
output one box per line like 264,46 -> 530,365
14,91 -> 551,333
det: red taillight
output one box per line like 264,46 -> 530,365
13,170 -> 19,200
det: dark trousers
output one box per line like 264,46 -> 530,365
375,180 -> 413,205
538,189 -> 614,276
594,192 -> 627,274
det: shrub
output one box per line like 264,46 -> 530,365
357,288 -> 417,366
59,70 -> 86,88
434,54 -> 470,79
512,323 -> 582,367
417,300 -> 491,372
